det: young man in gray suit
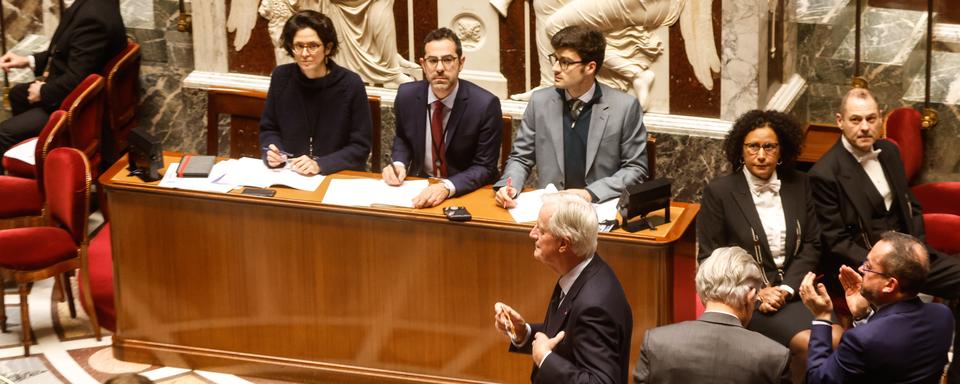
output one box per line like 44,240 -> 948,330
634,247 -> 791,383
494,25 -> 648,206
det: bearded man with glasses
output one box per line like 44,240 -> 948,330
383,27 -> 502,208
494,25 -> 648,207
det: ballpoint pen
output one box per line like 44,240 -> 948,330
261,146 -> 295,158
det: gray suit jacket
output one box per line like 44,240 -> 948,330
634,311 -> 791,384
495,83 -> 648,202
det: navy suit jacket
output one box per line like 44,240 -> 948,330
391,79 -> 502,196
510,255 -> 633,384
807,297 -> 953,384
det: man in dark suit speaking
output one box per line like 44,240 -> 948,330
494,192 -> 633,383
800,231 -> 953,383
0,0 -> 127,172
382,27 -> 502,208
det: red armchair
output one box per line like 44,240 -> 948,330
101,39 -> 141,167
0,147 -> 96,355
884,107 -> 960,254
0,111 -> 69,229
80,223 -> 115,332
61,74 -> 105,177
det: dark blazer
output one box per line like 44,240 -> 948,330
697,169 -> 822,291
511,255 -> 633,384
259,61 -> 372,174
634,311 -> 791,383
807,297 -> 953,384
34,0 -> 127,111
809,139 -> 924,267
391,79 -> 502,195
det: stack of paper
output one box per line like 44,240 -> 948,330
322,178 -> 429,208
214,157 -> 325,192
507,184 -> 559,223
157,162 -> 236,193
2,138 -> 37,165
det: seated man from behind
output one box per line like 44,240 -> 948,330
382,27 -> 502,208
800,231 -> 953,384
494,25 -> 647,207
634,246 -> 790,383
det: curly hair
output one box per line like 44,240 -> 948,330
281,10 -> 339,59
723,109 -> 804,170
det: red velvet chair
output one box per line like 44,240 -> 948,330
0,111 -> 69,229
101,39 -> 141,167
0,147 -> 96,355
884,107 -> 960,254
61,74 -> 105,177
80,223 -> 115,332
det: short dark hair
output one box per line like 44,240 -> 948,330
877,231 -> 929,296
423,27 -> 462,57
550,25 -> 605,69
281,10 -> 339,59
723,109 -> 804,170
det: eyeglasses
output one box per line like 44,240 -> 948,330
292,43 -> 323,55
861,260 -> 891,277
744,142 -> 780,155
548,53 -> 584,71
423,55 -> 459,69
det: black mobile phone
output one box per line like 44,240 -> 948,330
443,206 -> 472,222
241,187 -> 276,197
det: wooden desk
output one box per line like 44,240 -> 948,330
100,155 -> 698,383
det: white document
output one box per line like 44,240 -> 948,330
2,137 -> 37,165
508,183 -> 559,223
322,178 -> 429,208
157,162 -> 236,193
594,198 -> 621,232
214,157 -> 325,192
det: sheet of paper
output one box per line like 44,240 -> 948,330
157,162 -> 236,193
594,197 -> 620,232
322,178 -> 429,208
214,157 -> 325,192
508,184 -> 558,223
2,137 -> 37,165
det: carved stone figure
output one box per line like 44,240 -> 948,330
491,0 -> 720,110
227,0 -> 415,87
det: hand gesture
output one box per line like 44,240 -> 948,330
381,164 -> 406,185
494,302 -> 527,342
839,265 -> 871,320
799,272 -> 833,321
532,331 -> 565,366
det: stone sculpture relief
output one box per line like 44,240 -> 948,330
227,0 -> 415,87
491,0 -> 720,110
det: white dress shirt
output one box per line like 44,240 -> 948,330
842,136 -> 892,210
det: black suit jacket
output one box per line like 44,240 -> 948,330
391,79 -> 502,195
510,255 -> 633,384
808,139 -> 924,267
34,0 -> 127,111
697,169 -> 822,291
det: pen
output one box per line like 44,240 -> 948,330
261,146 -> 295,158
390,161 -> 401,179
506,176 -> 512,190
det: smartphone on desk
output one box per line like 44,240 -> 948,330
241,187 -> 276,197
443,206 -> 472,222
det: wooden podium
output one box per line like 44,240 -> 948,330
100,154 -> 699,383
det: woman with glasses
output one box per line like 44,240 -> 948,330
697,109 -> 841,383
260,10 -> 371,176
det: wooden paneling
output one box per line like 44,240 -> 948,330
225,0 -> 276,76
499,0 -> 528,96
869,0 -> 960,24
102,155 -> 698,383
411,1 -> 438,62
393,0 -> 410,60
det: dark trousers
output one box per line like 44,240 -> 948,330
0,82 -> 52,173
923,250 -> 960,384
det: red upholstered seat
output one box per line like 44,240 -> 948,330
60,74 -> 105,176
0,147 -> 95,356
101,40 -> 141,167
81,223 -> 115,332
0,177 -> 42,217
0,227 -> 76,270
884,108 -> 960,255
2,110 -> 70,179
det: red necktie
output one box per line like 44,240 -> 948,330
430,100 -> 447,177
